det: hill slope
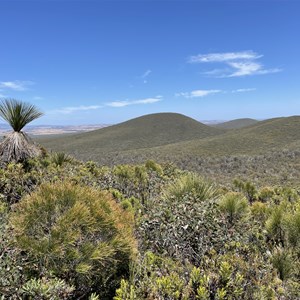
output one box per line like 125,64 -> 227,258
213,118 -> 259,129
128,115 -> 300,158
39,113 -> 225,157
39,114 -> 300,165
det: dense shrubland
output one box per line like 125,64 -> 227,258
0,154 -> 300,299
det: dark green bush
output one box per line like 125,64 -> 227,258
10,182 -> 137,299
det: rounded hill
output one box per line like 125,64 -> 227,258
155,115 -> 300,157
40,113 -> 225,157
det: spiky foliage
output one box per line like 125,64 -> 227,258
163,172 -> 218,202
0,99 -> 44,163
271,247 -> 294,281
50,151 -> 73,166
10,182 -> 137,298
0,98 -> 43,132
219,192 -> 248,225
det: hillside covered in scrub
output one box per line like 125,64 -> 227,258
39,114 -> 300,161
38,113 -> 225,154
38,113 -> 300,186
212,118 -> 259,129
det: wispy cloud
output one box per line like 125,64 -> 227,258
0,80 -> 34,91
106,96 -> 162,107
227,61 -> 280,77
189,51 -> 261,63
141,69 -> 152,84
175,89 -> 222,98
141,69 -> 152,78
231,88 -> 257,93
176,88 -> 256,98
56,105 -> 103,114
188,51 -> 281,77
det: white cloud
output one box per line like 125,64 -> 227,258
135,97 -> 162,104
176,88 -> 256,98
33,96 -> 43,100
189,51 -> 261,63
141,69 -> 152,78
106,96 -> 162,107
227,61 -> 281,77
231,88 -> 257,93
107,101 -> 130,108
0,80 -> 34,91
175,89 -> 222,98
56,105 -> 103,114
189,50 -> 281,77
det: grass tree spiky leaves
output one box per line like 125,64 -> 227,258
0,98 -> 43,132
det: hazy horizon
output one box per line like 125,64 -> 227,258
0,0 -> 299,125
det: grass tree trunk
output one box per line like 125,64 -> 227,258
0,131 -> 42,163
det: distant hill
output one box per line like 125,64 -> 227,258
123,116 -> 300,159
39,113 -> 225,157
213,118 -> 259,129
38,114 -> 300,165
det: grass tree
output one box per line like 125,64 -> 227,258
0,98 -> 44,163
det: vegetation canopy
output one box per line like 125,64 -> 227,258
0,98 -> 43,132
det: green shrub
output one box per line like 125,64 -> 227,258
145,160 -> 163,175
0,213 -> 25,299
284,209 -> 300,248
271,247 -> 294,281
51,152 -> 73,166
233,179 -> 257,203
21,277 -> 74,299
266,204 -> 286,246
219,192 -> 248,225
140,175 -> 233,264
258,186 -> 274,202
251,201 -> 268,222
164,172 -> 218,202
10,182 -> 136,298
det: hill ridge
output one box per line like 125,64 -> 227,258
39,112 -> 225,154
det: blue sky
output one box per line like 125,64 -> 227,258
0,0 -> 299,125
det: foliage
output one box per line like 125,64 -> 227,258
10,182 -> 136,298
271,247 -> 294,281
50,151 -> 73,166
115,249 -> 296,300
21,277 -> 74,299
163,172 -> 218,202
0,209 -> 25,299
1,155 -> 300,299
284,208 -> 300,249
139,174 -> 250,264
0,98 -> 44,132
233,179 -> 257,203
266,203 -> 287,246
219,192 -> 248,224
